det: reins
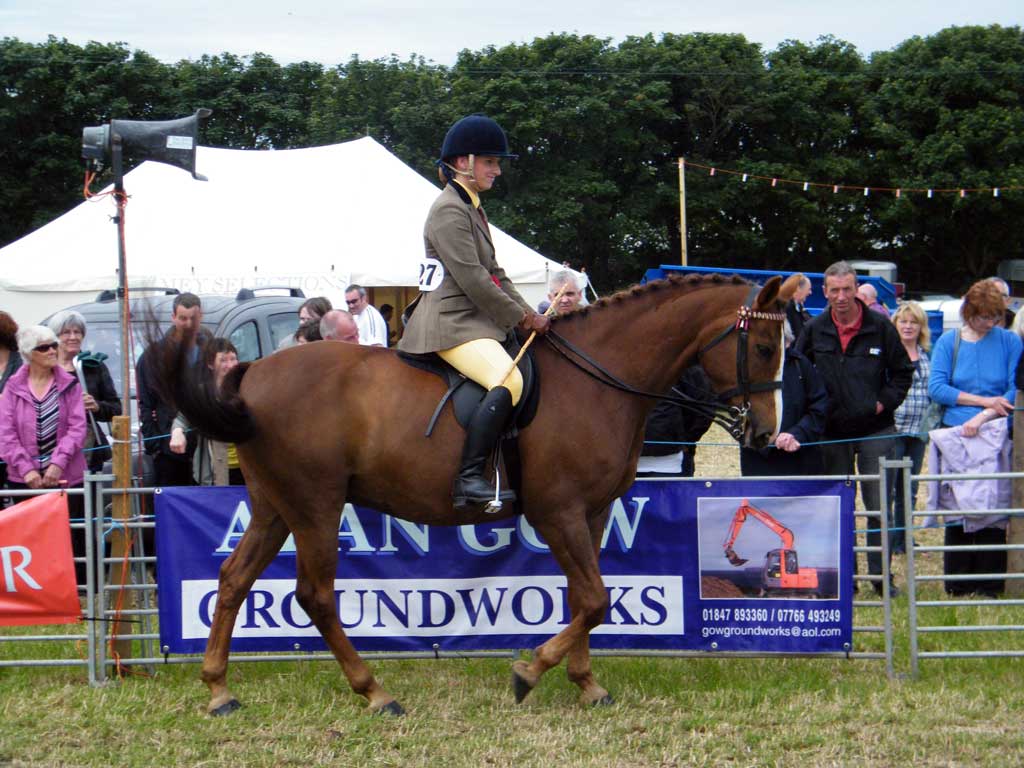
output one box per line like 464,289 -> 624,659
543,330 -> 748,438
542,283 -> 786,440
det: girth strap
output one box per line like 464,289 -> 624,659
424,378 -> 471,437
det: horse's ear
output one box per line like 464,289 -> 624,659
754,276 -> 784,309
777,274 -> 803,304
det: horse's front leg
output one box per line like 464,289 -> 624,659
202,501 -> 291,715
565,505 -> 613,706
512,509 -> 609,705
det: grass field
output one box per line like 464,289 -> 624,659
2,429 -> 1023,767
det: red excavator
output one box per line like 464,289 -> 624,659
722,499 -> 819,595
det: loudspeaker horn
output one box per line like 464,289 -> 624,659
82,108 -> 212,180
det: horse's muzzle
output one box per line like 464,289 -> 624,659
744,424 -> 775,450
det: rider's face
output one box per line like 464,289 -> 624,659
466,155 -> 501,192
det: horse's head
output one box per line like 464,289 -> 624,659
697,275 -> 796,449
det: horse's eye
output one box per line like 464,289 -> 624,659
755,344 -> 773,360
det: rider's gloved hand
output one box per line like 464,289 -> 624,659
519,311 -> 551,335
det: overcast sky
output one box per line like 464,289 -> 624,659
3,0 -> 1021,66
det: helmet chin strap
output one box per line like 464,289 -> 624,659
442,154 -> 479,188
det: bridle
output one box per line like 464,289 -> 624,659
696,283 -> 786,416
543,284 -> 786,440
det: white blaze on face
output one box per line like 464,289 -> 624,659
771,323 -> 785,440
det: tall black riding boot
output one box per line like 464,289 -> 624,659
453,386 -> 516,509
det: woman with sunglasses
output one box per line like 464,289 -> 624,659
0,326 -> 87,577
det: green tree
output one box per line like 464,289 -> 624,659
170,52 -> 322,149
738,36 -> 873,272
447,34 -> 686,287
864,25 -> 1024,291
309,54 -> 450,174
0,36 -> 175,247
615,32 -> 769,275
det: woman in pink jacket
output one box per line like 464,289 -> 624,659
0,325 -> 88,580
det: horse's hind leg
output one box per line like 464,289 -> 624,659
291,524 -> 403,715
202,492 -> 291,715
565,506 -> 613,706
512,507 -> 610,705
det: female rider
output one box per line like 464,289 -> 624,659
398,115 -> 549,509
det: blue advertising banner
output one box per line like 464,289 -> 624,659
156,479 -> 854,655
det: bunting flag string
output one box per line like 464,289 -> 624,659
680,158 -> 1022,198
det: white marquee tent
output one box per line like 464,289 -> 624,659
0,137 -> 569,322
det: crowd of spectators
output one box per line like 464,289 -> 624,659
0,287 -> 393,567
642,263 -> 1024,599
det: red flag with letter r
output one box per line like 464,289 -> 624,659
0,493 -> 80,626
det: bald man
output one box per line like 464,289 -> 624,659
857,283 -> 890,317
320,310 -> 360,343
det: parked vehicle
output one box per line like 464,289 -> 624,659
42,287 -> 307,397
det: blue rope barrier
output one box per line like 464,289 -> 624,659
857,520 -> 963,535
0,428 -> 191,467
643,429 -> 929,449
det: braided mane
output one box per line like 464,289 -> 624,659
551,272 -> 751,324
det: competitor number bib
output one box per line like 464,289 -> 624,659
418,258 -> 445,291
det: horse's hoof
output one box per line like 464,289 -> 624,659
375,700 -> 405,717
592,694 -> 615,707
513,672 -> 532,703
209,698 -> 241,717
512,665 -> 537,703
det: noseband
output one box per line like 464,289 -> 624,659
542,284 -> 786,440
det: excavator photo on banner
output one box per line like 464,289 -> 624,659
722,499 -> 819,597
703,498 -> 838,599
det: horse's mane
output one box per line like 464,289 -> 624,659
552,272 -> 751,324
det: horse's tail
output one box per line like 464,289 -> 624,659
145,330 -> 256,445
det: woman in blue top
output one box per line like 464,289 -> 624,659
928,279 -> 1022,595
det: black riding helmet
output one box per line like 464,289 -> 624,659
439,115 -> 518,161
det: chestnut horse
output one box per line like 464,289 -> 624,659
153,273 -> 796,715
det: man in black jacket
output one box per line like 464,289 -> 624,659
794,261 -> 913,595
136,293 -> 204,487
740,322 -> 828,478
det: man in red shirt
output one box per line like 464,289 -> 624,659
795,261 -> 914,596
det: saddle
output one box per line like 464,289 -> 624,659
396,335 -> 540,438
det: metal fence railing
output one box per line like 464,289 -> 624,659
14,463 -> 1024,683
896,458 -> 1024,677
